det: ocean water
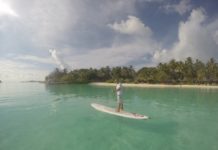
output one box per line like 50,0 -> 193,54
0,82 -> 218,150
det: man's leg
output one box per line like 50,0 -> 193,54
116,95 -> 121,112
119,95 -> 123,111
120,102 -> 123,110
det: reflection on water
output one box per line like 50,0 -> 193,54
45,84 -> 113,97
45,84 -> 117,106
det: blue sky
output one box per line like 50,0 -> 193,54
0,0 -> 218,81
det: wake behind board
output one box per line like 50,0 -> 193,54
91,103 -> 149,120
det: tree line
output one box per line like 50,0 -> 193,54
45,57 -> 218,84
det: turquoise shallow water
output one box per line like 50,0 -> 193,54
0,83 -> 218,150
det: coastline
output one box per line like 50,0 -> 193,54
89,82 -> 218,89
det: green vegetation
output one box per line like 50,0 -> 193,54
45,57 -> 218,85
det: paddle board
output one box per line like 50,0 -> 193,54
91,103 -> 149,120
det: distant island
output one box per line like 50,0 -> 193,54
45,57 -> 218,85
0,80 -> 2,83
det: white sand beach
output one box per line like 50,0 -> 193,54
90,82 -> 218,89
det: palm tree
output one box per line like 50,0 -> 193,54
184,57 -> 196,83
194,59 -> 206,84
206,58 -> 217,84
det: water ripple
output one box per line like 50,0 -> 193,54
0,97 -> 15,106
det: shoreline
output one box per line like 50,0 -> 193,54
89,82 -> 218,89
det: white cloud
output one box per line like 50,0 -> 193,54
154,8 -> 218,63
0,0 -> 18,17
108,16 -> 152,37
162,0 -> 192,15
21,0 -> 78,49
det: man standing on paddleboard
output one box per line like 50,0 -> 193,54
116,80 -> 123,112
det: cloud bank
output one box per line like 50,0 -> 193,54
154,8 -> 218,63
0,58 -> 49,81
0,0 -> 18,17
108,16 -> 152,37
162,0 -> 192,15
0,0 -> 218,81
64,15 -> 160,69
